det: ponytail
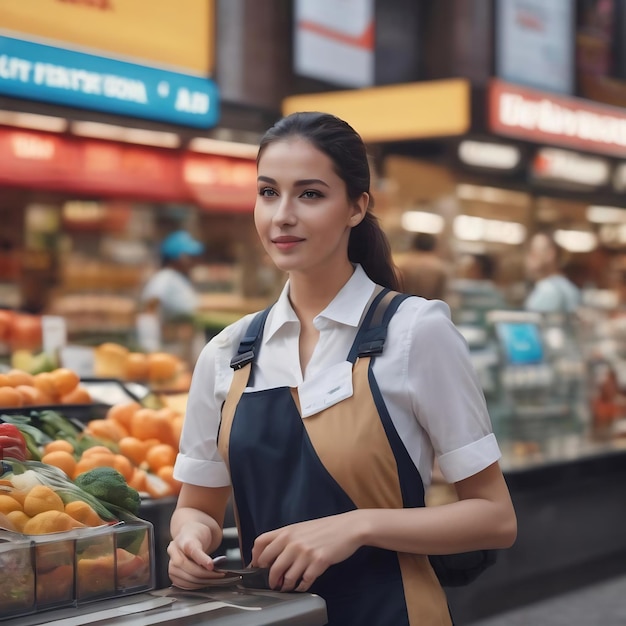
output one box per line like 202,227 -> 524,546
349,212 -> 401,291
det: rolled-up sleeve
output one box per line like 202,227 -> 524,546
408,300 -> 501,483
173,328 -> 237,488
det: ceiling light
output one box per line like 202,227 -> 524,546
188,137 -> 259,159
453,215 -> 526,244
0,110 -> 67,133
554,229 -> 597,253
401,211 -> 444,234
586,205 -> 626,224
458,140 -> 521,169
71,121 -> 180,148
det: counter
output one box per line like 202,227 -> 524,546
2,587 -> 327,626
446,442 -> 626,625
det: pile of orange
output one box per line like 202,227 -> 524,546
0,367 -> 92,407
0,482 -> 106,534
40,401 -> 185,499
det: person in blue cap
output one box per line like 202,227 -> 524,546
140,230 -> 205,322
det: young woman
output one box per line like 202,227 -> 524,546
167,112 -> 517,625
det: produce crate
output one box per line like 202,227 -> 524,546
0,518 -> 155,620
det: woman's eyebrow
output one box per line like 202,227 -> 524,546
257,175 -> 330,188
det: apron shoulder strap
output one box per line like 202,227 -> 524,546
347,288 -> 412,363
230,304 -> 274,370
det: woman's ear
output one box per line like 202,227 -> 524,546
349,192 -> 369,227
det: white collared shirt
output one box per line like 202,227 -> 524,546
174,265 -> 500,489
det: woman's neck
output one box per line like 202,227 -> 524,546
288,262 -> 355,322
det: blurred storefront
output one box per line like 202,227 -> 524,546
282,2 -> 626,618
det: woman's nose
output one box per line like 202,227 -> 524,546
273,197 -> 297,225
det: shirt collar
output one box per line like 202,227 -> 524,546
264,265 -> 376,341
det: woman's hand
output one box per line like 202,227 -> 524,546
250,511 -> 364,592
167,520 -> 226,589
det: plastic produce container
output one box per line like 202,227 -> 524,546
0,518 -> 155,620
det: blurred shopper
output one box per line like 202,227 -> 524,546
139,230 -> 204,359
398,232 -> 449,300
141,230 -> 204,320
168,112 -> 516,626
524,230 -> 581,314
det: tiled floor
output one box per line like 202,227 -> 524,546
467,575 -> 626,626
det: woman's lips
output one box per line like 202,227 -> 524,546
272,236 -> 304,251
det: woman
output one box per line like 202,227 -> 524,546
168,112 -> 517,625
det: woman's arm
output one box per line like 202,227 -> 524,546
167,483 -> 232,589
251,462 -> 515,591
355,462 -> 516,555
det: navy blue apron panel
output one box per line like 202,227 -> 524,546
228,385 -> 408,609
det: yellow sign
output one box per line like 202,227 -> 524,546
0,0 -> 214,75
282,79 -> 471,143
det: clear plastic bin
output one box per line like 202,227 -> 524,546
0,518 -> 155,620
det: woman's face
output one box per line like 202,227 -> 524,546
254,137 -> 366,277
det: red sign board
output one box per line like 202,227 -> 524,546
0,127 -> 257,210
488,80 -> 626,157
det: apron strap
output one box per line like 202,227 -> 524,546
230,305 -> 273,370
347,288 -> 412,363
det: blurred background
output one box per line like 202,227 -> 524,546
0,1 -> 626,624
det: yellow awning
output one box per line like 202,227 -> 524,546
282,78 -> 471,143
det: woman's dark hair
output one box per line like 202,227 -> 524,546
257,111 -> 400,290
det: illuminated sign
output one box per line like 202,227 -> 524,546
0,0 -> 213,75
457,139 -> 522,170
0,36 -> 219,128
531,148 -> 611,188
489,80 -> 626,157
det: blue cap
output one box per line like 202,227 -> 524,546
160,230 -> 205,260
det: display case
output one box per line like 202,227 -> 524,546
0,518 -> 155,620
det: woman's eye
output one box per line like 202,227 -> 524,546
301,190 -> 321,199
259,187 -> 277,197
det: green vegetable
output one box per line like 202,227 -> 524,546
74,466 -> 140,516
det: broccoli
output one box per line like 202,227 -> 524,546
74,467 -> 140,516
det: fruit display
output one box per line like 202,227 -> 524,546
93,342 -> 191,391
1,401 -> 184,499
0,367 -> 92,407
0,459 -> 154,618
0,310 -> 43,353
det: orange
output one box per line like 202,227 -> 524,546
80,445 -> 115,458
85,418 -> 127,442
61,385 -> 92,404
23,510 -> 83,534
106,402 -> 141,431
127,467 -> 147,492
44,440 -> 75,455
6,369 -> 35,388
50,368 -> 80,396
145,443 -> 177,473
6,510 -> 30,532
170,415 -> 184,448
0,373 -> 10,387
118,436 -> 158,466
33,372 -> 58,400
74,453 -> 117,479
130,408 -> 173,443
156,465 -> 182,496
41,451 -> 77,479
124,352 -> 149,381
0,493 -> 22,514
15,384 -> 41,406
147,352 -> 179,382
23,485 -> 65,517
64,500 -> 106,527
0,386 -> 23,407
112,453 -> 135,482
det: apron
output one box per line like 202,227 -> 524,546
217,288 -> 452,626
